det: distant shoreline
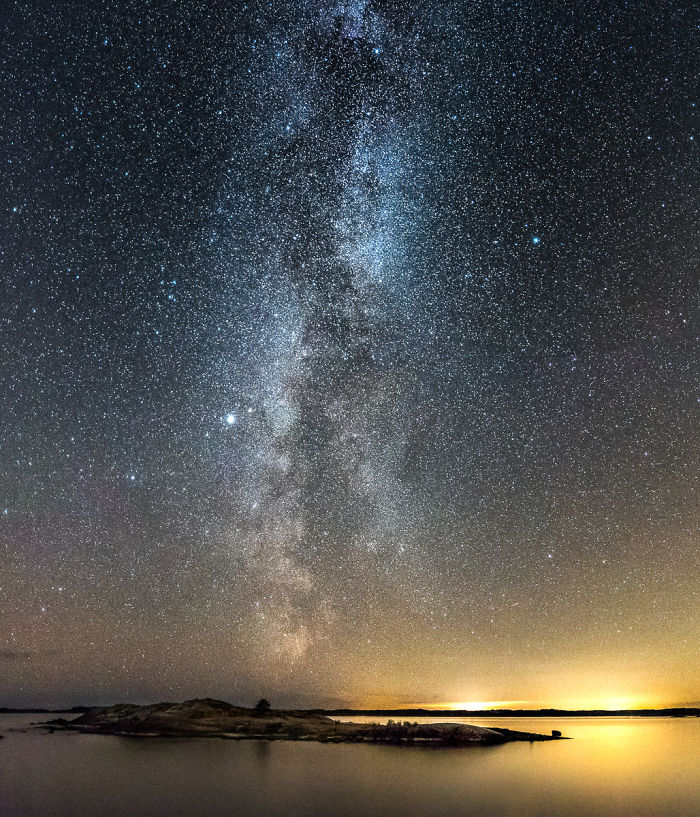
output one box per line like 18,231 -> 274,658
311,707 -> 700,718
2,706 -> 699,717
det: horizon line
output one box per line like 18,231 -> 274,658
2,700 -> 699,714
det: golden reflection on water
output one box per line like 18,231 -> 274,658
336,716 -> 700,816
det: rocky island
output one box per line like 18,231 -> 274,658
46,699 -> 566,745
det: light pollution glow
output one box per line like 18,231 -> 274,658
408,697 -> 661,711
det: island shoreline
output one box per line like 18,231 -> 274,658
40,699 -> 569,746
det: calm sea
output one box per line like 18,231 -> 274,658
1,713 -> 698,816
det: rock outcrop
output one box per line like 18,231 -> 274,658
46,699 -> 566,745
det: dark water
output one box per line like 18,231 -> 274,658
1,714 -> 698,817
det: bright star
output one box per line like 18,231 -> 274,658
226,413 -> 236,425
532,236 -> 540,244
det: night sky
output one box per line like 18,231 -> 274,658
1,0 -> 698,710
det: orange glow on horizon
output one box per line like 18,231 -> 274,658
373,693 -> 675,711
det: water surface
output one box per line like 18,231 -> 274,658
1,713 -> 698,817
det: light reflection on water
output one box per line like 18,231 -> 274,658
1,713 -> 698,817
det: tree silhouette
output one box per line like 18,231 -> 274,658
254,698 -> 271,715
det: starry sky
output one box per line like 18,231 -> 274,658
1,0 -> 698,710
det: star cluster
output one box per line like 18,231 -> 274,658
0,0 -> 697,709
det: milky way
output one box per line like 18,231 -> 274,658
1,1 -> 698,708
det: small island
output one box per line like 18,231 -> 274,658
45,698 -> 566,745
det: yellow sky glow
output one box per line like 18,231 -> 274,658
405,694 -> 665,711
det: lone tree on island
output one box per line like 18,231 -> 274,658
254,698 -> 271,715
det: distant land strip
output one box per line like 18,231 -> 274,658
307,708 -> 700,718
2,706 -> 699,717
